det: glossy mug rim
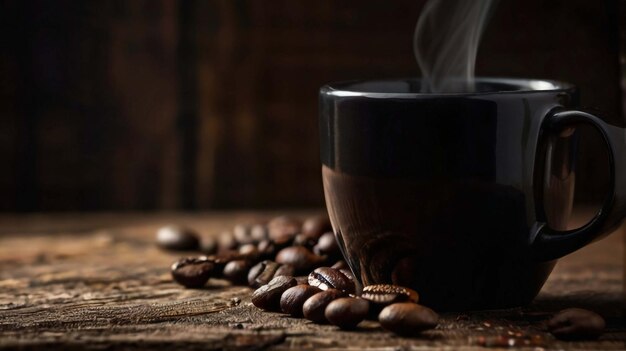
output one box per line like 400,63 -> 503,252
321,77 -> 576,98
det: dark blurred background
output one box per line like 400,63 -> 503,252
0,0 -> 623,211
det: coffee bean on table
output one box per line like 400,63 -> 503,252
248,260 -> 281,288
268,216 -> 302,232
274,263 -> 296,277
361,284 -> 419,305
338,268 -> 355,285
280,284 -> 322,317
251,275 -> 297,311
547,308 -> 605,340
303,288 -> 346,323
325,297 -> 369,329
331,260 -> 349,270
272,233 -> 295,248
308,267 -> 355,294
302,215 -> 332,238
337,269 -> 357,296
276,246 -> 325,273
171,257 -> 215,288
257,239 -> 278,258
218,231 -> 238,251
267,216 -> 301,244
223,259 -> 250,285
206,251 -> 246,279
313,232 -> 340,257
200,236 -> 218,255
206,250 -> 244,269
238,243 -> 259,259
378,302 -> 439,336
293,233 -> 318,249
233,224 -> 255,245
156,225 -> 200,251
250,224 -> 268,242
248,260 -> 295,288
294,276 -> 309,285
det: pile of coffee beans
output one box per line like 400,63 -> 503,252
157,215 -> 439,336
157,215 -> 606,340
158,215 -> 336,290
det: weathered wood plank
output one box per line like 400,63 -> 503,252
0,212 -> 624,350
2,0 -> 621,211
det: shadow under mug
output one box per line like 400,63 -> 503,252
319,78 -> 626,311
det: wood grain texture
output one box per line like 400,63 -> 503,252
0,0 -> 622,211
0,211 -> 624,350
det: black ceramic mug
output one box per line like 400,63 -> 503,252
319,78 -> 626,311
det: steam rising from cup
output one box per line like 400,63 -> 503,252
414,0 -> 497,93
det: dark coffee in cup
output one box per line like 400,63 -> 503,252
319,78 -> 626,311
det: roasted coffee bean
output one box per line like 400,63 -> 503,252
250,224 -> 268,242
156,225 -> 200,251
308,267 -> 355,294
275,246 -> 325,273
267,216 -> 301,244
251,275 -> 297,311
378,302 -> 439,336
248,260 -> 294,288
361,284 -> 419,305
272,233 -> 295,247
331,260 -> 349,270
233,224 -> 255,245
313,232 -> 340,257
325,297 -> 369,329
206,250 -> 244,268
223,259 -> 250,285
338,268 -> 355,285
303,288 -> 346,323
268,216 -> 302,232
248,260 -> 281,288
200,236 -> 218,255
338,269 -> 357,296
547,308 -> 605,340
218,231 -> 238,251
294,276 -> 309,285
238,243 -> 259,259
293,233 -> 318,249
280,284 -> 322,317
302,215 -> 332,238
274,264 -> 296,277
171,257 -> 214,288
205,251 -> 246,279
257,239 -> 278,259
259,235 -> 294,254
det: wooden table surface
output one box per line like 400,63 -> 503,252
0,211 -> 624,350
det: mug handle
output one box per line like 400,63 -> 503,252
531,108 -> 626,261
